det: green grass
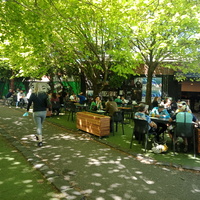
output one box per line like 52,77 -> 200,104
46,112 -> 200,169
0,134 -> 65,200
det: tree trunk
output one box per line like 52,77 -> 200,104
92,83 -> 104,98
145,71 -> 153,106
145,63 -> 158,106
80,72 -> 86,94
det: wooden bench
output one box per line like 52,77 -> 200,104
76,111 -> 110,137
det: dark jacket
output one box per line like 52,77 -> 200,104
27,92 -> 48,112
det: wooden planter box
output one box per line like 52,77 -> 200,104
76,112 -> 110,137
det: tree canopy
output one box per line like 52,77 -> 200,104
0,0 -> 199,100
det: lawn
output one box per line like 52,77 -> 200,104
0,134 -> 65,200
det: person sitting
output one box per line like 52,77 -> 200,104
5,89 -> 14,105
149,105 -> 170,141
77,92 -> 87,104
175,101 -> 192,113
90,96 -> 103,111
114,96 -> 122,106
17,90 -> 26,108
135,103 -> 158,137
121,96 -> 129,106
151,96 -> 161,109
69,93 -> 77,102
169,101 -> 197,152
162,97 -> 175,116
51,93 -> 61,116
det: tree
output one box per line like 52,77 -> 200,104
0,0 -> 137,96
122,0 -> 200,104
0,0 -> 199,100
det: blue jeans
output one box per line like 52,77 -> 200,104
33,111 -> 47,135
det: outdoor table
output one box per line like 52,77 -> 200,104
118,107 -> 132,110
150,117 -> 171,124
88,110 -> 106,115
74,103 -> 88,111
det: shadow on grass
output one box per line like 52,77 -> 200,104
0,134 -> 66,200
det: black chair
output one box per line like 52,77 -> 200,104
67,102 -> 79,121
130,118 -> 157,152
122,108 -> 133,123
111,111 -> 125,135
173,122 -> 196,157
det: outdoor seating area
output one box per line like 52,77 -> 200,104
3,95 -> 200,158
45,103 -> 200,163
3,93 -> 200,159
1,1 -> 200,199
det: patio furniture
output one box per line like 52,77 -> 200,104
76,111 -> 110,138
130,118 -> 157,152
173,122 -> 196,157
111,111 -> 126,136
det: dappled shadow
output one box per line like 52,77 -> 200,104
0,134 -> 66,200
0,105 -> 200,199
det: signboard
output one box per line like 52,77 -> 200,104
133,77 -> 162,101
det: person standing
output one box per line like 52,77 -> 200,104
105,97 -> 119,132
26,83 -> 50,147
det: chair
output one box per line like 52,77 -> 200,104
67,102 -> 79,121
122,108 -> 133,123
130,118 -> 157,152
111,111 -> 125,135
173,122 -> 196,157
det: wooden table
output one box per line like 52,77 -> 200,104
76,112 -> 110,137
118,107 -> 132,110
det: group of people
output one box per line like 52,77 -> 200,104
5,86 -> 198,152
135,97 -> 198,152
5,88 -> 28,108
5,86 -> 131,147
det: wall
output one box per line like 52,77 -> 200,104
181,81 -> 200,92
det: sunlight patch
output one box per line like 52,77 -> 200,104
12,162 -> 21,165
81,189 -> 93,195
22,180 -> 33,184
92,173 -> 102,177
5,156 -> 14,161
13,121 -> 23,126
47,170 -> 55,175
149,190 -> 157,194
135,171 -> 143,174
99,189 -> 106,193
162,167 -> 170,171
88,159 -> 101,166
191,184 -> 200,193
131,176 -> 138,180
109,194 -> 122,199
91,182 -> 101,186
34,163 -> 44,169
21,137 -> 29,141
